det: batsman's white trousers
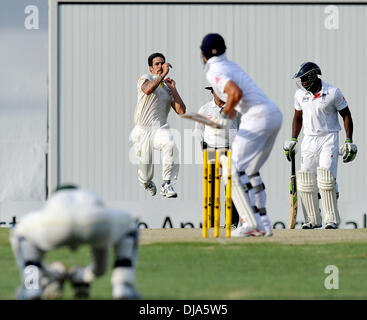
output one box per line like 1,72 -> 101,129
232,105 -> 283,176
301,132 -> 339,179
130,124 -> 179,184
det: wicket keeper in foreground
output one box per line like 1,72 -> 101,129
10,185 -> 140,300
284,62 -> 357,229
200,33 -> 283,237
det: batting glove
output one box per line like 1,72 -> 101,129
339,138 -> 357,163
283,138 -> 298,161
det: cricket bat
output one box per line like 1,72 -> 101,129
289,151 -> 298,229
181,112 -> 223,129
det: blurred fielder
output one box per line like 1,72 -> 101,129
194,86 -> 241,227
130,53 -> 186,198
200,33 -> 283,237
284,62 -> 356,229
10,185 -> 140,300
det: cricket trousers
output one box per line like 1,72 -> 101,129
232,104 -> 283,216
130,123 -> 179,184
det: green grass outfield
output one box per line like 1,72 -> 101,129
1,228 -> 367,300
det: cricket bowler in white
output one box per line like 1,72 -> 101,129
130,53 -> 186,198
284,62 -> 357,229
200,33 -> 283,237
10,185 -> 141,300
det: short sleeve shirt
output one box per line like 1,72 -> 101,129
134,73 -> 174,127
294,80 -> 348,135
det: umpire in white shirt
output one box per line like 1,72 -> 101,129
284,62 -> 357,229
194,86 -> 241,227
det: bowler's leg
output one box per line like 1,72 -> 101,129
132,127 -> 156,196
153,127 -> 179,198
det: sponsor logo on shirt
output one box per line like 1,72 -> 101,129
312,93 -> 327,101
302,96 -> 309,102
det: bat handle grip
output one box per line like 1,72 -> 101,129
291,151 -> 296,175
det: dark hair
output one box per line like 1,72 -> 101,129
148,53 -> 166,67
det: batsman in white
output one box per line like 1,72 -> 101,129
9,184 -> 140,300
200,33 -> 283,237
129,53 -> 186,198
284,62 -> 357,229
194,86 -> 241,227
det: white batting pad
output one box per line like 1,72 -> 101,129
317,167 -> 340,224
231,170 -> 258,229
297,170 -> 322,226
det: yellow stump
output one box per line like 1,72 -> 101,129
202,149 -> 208,238
225,150 -> 232,238
214,150 -> 221,238
207,160 -> 214,228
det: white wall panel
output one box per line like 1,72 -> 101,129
53,2 -> 367,228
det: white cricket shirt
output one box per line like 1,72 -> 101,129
194,100 -> 241,148
203,54 -> 277,115
294,80 -> 348,136
134,73 -> 174,127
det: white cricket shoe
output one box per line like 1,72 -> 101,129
302,222 -> 322,229
160,183 -> 177,198
231,225 -> 265,237
111,267 -> 141,300
144,181 -> 157,196
325,222 -> 338,229
260,215 -> 273,237
112,284 -> 141,300
302,222 -> 314,229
